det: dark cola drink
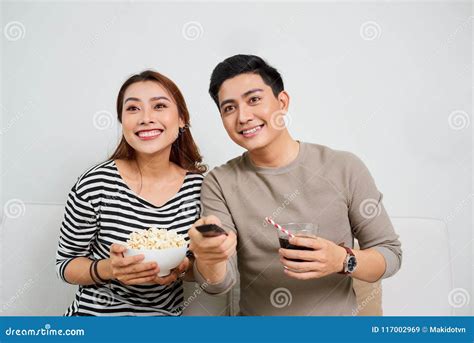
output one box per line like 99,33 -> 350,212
279,237 -> 313,262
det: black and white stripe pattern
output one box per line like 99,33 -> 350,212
55,160 -> 203,316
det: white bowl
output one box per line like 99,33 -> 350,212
124,245 -> 187,277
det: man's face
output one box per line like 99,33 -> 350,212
217,73 -> 289,152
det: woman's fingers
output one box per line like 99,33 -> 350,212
153,273 -> 178,285
116,262 -> 158,277
111,254 -> 145,268
110,243 -> 127,255
121,267 -> 160,282
124,275 -> 158,285
175,258 -> 189,273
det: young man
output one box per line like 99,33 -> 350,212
188,55 -> 402,316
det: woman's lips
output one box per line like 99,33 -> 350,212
136,129 -> 163,141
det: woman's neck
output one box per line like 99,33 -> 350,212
134,148 -> 177,181
248,130 -> 300,168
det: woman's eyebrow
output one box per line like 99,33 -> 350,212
124,96 -> 171,103
124,97 -> 141,103
149,96 -> 171,102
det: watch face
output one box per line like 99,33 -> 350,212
347,256 -> 357,272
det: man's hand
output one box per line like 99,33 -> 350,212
279,236 -> 346,280
189,215 -> 236,283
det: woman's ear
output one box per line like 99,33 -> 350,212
178,116 -> 185,130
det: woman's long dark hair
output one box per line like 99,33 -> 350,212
109,70 -> 207,174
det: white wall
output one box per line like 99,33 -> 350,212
1,1 -> 472,315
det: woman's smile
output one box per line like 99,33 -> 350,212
135,128 -> 163,141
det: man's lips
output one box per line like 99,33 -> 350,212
135,129 -> 163,140
239,124 -> 265,137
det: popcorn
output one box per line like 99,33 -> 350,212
126,227 -> 187,250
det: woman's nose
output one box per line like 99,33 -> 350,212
140,107 -> 155,124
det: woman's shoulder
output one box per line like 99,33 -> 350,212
184,170 -> 205,188
73,159 -> 117,193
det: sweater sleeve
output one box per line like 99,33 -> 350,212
346,153 -> 402,279
192,171 -> 237,295
55,182 -> 98,283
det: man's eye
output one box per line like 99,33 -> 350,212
249,96 -> 261,104
223,106 -> 235,113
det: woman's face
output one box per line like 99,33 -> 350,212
121,81 -> 184,157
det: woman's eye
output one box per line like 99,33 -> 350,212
126,106 -> 139,111
154,103 -> 167,109
249,96 -> 261,104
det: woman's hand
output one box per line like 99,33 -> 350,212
109,243 -> 160,285
278,236 -> 347,280
150,257 -> 190,286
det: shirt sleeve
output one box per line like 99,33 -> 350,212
55,182 -> 98,283
346,153 -> 402,280
192,171 -> 237,295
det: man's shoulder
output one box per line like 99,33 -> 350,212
303,142 -> 366,172
204,153 -> 247,181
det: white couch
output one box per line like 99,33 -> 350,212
0,203 -> 453,316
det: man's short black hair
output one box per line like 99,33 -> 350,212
209,54 -> 284,107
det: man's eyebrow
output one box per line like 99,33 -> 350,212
219,88 -> 264,109
242,88 -> 264,98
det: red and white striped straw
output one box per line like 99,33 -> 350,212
265,217 -> 294,238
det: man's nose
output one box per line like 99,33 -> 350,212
238,105 -> 254,124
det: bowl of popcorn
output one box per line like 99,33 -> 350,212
124,227 -> 188,277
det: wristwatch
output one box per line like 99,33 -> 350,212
337,243 -> 357,275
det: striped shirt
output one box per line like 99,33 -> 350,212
55,160 -> 203,316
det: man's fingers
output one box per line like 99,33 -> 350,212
192,234 -> 228,249
202,215 -> 222,226
284,269 -> 321,280
280,258 -> 321,273
279,248 -> 315,261
219,232 -> 237,251
289,236 -> 323,250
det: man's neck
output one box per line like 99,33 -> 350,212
248,131 -> 300,168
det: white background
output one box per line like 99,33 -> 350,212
1,1 -> 472,315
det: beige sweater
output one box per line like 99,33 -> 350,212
193,142 -> 402,315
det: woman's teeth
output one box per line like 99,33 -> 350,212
137,130 -> 162,138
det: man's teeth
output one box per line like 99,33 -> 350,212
138,130 -> 162,138
242,125 -> 262,134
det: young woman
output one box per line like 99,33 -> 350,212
56,70 -> 207,316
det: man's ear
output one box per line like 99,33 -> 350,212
278,90 -> 290,113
